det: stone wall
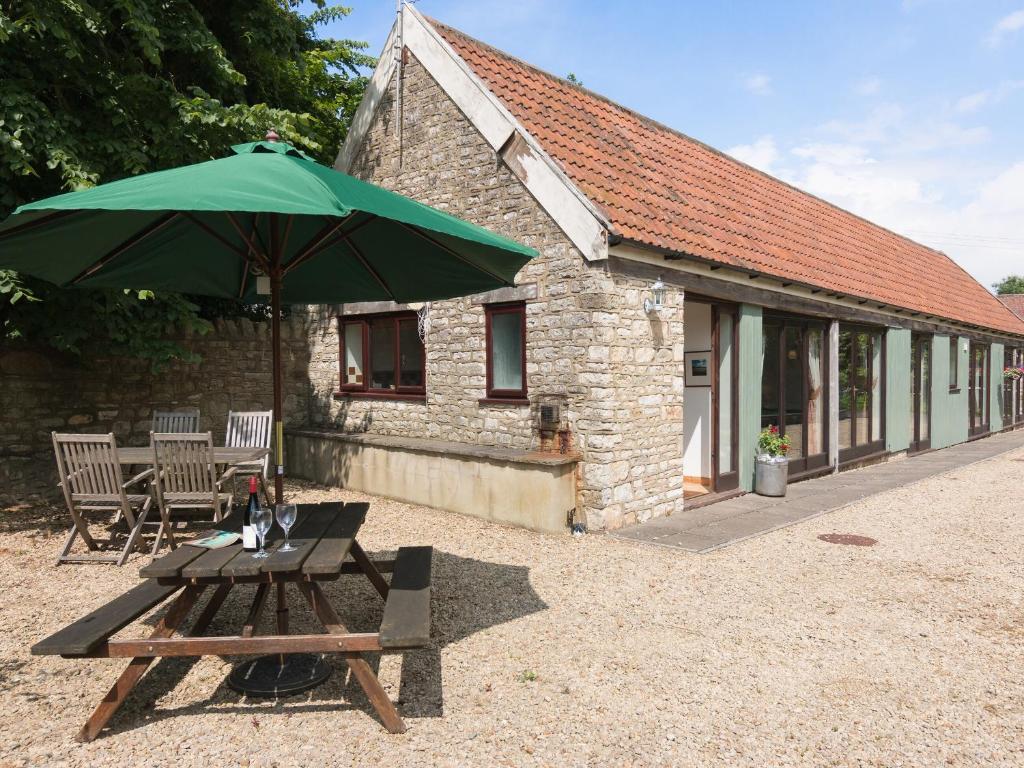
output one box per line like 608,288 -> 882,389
309,53 -> 685,529
0,316 -> 312,494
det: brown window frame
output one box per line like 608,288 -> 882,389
483,302 -> 528,404
336,312 -> 426,401
838,324 -> 887,465
968,341 -> 990,437
949,338 -> 960,393
760,313 -> 831,479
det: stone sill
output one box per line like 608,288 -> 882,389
333,391 -> 426,403
478,397 -> 530,407
286,428 -> 580,467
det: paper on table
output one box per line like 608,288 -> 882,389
187,531 -> 241,549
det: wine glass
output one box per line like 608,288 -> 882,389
276,503 -> 297,552
252,506 -> 272,559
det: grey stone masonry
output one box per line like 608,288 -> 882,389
306,52 -> 685,529
0,317 -> 311,495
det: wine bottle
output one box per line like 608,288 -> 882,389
242,476 -> 259,551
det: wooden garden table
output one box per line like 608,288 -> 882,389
32,501 -> 432,741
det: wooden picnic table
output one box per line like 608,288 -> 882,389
116,445 -> 268,465
33,501 -> 432,741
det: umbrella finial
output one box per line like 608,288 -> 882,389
265,129 -> 280,143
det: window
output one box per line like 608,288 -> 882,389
484,302 -> 527,402
838,325 -> 885,462
338,313 -> 425,398
949,338 -> 959,391
761,316 -> 829,476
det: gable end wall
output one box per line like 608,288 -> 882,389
307,53 -> 684,529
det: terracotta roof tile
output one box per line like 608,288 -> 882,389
430,19 -> 1024,336
998,295 -> 1024,321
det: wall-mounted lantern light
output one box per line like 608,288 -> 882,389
643,277 -> 666,314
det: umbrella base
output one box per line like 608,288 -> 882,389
227,653 -> 332,697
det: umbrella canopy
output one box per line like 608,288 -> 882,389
0,137 -> 534,302
0,134 -> 537,501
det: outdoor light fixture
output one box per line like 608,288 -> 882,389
644,277 -> 666,313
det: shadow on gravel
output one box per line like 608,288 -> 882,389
98,549 -> 547,736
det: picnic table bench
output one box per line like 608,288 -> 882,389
32,501 -> 432,741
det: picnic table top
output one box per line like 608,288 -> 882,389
140,501 -> 369,583
116,445 -> 268,464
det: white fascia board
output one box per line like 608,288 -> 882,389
337,6 -> 611,262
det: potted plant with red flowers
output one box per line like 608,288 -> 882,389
755,424 -> 791,496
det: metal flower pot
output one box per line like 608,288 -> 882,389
754,454 -> 789,497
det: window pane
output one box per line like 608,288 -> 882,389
398,318 -> 424,388
343,323 -> 364,386
920,342 -> 930,441
838,330 -> 853,449
870,333 -> 882,442
718,312 -> 734,473
910,340 -> 918,440
949,340 -> 958,388
369,319 -> 396,390
783,326 -> 803,460
490,310 -> 523,391
855,333 -> 870,446
806,327 -> 825,456
761,323 -> 780,430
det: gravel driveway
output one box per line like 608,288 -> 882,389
1,449 -> 1022,767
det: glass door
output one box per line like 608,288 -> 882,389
838,325 -> 886,463
712,305 -> 739,492
909,334 -> 931,453
969,342 -> 990,436
761,315 -> 829,477
1002,347 -> 1022,429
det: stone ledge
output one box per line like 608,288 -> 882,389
286,428 -> 579,466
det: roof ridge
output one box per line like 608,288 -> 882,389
425,16 -> 985,280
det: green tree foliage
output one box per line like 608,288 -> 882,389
0,0 -> 372,367
992,275 -> 1024,295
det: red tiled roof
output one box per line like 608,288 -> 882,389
429,20 -> 1024,336
998,294 -> 1024,321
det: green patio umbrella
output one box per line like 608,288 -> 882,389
0,133 -> 536,501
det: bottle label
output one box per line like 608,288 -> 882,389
242,525 -> 257,550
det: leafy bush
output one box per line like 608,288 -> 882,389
0,1 -> 372,364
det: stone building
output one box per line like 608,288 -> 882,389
285,7 -> 1024,532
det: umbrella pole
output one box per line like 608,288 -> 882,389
271,267 -> 285,505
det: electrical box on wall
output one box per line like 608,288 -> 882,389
538,401 -> 563,432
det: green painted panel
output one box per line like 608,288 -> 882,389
737,304 -> 763,492
885,328 -> 911,453
930,335 -> 968,448
991,342 -> 1004,431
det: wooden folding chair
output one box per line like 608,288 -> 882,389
150,432 -> 235,555
151,408 -> 200,433
51,433 -> 155,566
225,410 -> 272,505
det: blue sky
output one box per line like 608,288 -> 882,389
315,1 -> 1024,290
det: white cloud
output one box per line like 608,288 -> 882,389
726,136 -> 779,172
955,80 -> 1024,112
956,90 -> 992,113
855,77 -> 881,96
743,73 -> 772,96
986,9 -> 1024,47
821,103 -> 905,143
728,94 -> 1024,288
820,103 -> 989,153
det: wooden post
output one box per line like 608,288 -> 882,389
271,214 -> 285,504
